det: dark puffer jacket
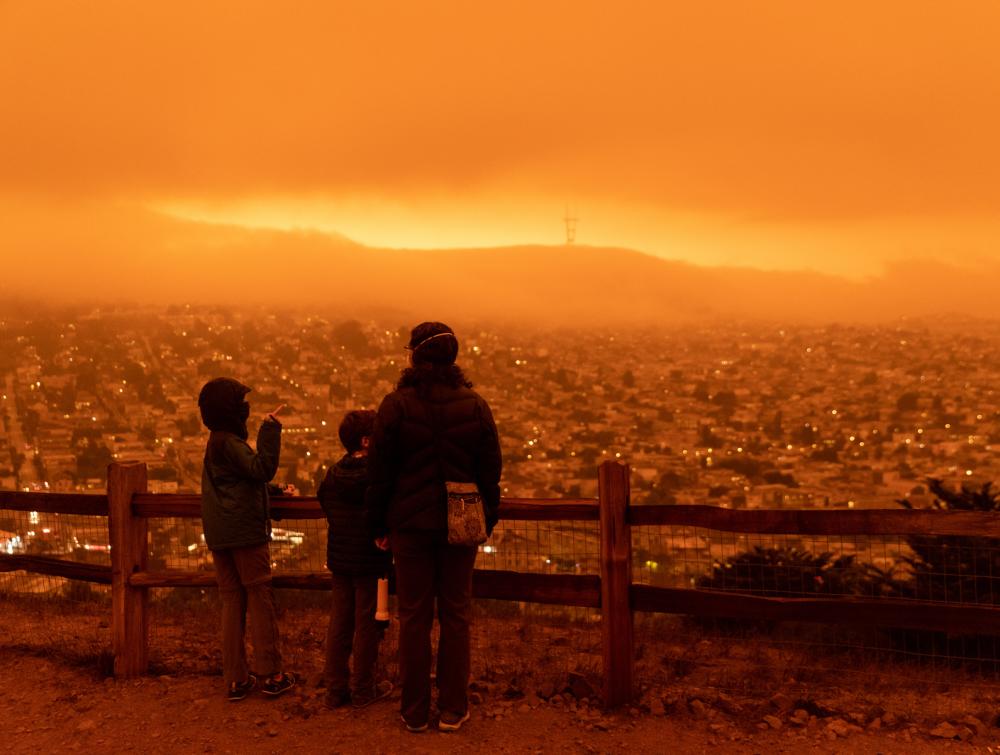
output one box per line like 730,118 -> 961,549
201,419 -> 281,551
365,381 -> 502,538
318,454 -> 392,576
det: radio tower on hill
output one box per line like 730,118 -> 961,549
563,206 -> 578,245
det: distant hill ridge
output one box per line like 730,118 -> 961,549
4,205 -> 998,323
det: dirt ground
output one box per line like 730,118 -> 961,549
1,648 -> 996,755
5,596 -> 1000,753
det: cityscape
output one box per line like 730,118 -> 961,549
2,305 -> 999,580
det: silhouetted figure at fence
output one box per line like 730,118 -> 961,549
366,322 -> 503,733
317,409 -> 394,709
198,377 -> 296,701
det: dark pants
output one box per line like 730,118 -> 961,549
324,573 -> 381,695
391,529 -> 478,725
212,543 -> 282,684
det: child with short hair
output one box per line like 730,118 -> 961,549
318,409 -> 394,708
198,377 -> 296,701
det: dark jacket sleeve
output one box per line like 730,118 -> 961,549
364,394 -> 402,539
317,469 -> 336,518
476,398 -> 503,535
224,418 -> 282,483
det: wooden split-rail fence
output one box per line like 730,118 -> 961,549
3,460 -> 1000,707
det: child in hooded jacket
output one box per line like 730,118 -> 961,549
198,376 -> 296,701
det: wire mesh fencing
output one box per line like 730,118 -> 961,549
473,518 -> 602,684
12,490 -> 1000,705
140,514 -> 601,688
0,505 -> 112,669
631,523 -> 1000,700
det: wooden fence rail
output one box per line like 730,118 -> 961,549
4,460 -> 1000,706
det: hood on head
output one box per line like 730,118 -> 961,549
198,377 -> 251,440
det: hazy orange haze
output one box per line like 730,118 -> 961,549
2,1 -> 1000,277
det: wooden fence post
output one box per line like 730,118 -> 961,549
108,461 -> 149,677
598,460 -> 633,707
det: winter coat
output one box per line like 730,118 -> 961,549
200,419 -> 281,551
317,454 -> 393,576
365,381 -> 502,538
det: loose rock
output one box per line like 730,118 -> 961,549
769,693 -> 794,713
960,715 -> 986,737
825,718 -> 854,738
928,722 -> 959,740
763,715 -> 782,730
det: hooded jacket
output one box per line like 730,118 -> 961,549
198,378 -> 282,550
317,454 -> 393,576
365,378 -> 502,538
201,421 -> 281,550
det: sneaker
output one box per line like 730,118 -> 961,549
324,689 -> 351,709
352,680 -> 394,709
261,671 -> 297,697
401,714 -> 428,733
227,673 -> 257,702
438,709 -> 471,732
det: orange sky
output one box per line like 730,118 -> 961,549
2,1 -> 1000,276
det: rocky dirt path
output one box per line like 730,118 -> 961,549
1,650 -> 992,754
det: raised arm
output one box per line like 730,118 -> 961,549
224,417 -> 282,483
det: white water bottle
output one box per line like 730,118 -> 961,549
375,576 -> 390,630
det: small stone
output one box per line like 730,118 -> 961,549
650,697 -> 665,717
769,693 -> 794,713
469,692 -> 483,705
267,730 -> 278,738
928,722 -> 959,740
790,709 -> 809,726
76,720 -> 97,733
866,717 -> 882,731
550,694 -> 563,706
716,694 -> 742,715
690,699 -> 708,718
847,711 -> 866,725
763,715 -> 782,730
882,711 -> 899,727
958,726 -> 975,742
825,719 -> 852,738
518,704 -> 531,714
960,715 -> 986,736
756,723 -> 769,731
